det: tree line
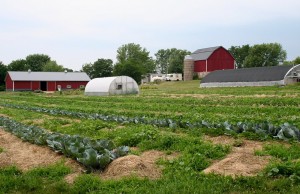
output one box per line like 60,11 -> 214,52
1,42 -> 299,90
228,43 -> 300,68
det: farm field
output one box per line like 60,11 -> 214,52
1,80 -> 300,193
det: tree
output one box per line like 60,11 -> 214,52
0,61 -> 7,91
244,43 -> 287,68
42,61 -> 65,72
228,45 -> 250,68
26,54 -> 51,71
82,58 -> 113,79
82,63 -> 93,78
114,43 -> 155,84
155,49 -> 172,73
114,59 -> 144,84
64,68 -> 74,72
168,49 -> 191,73
155,48 -> 191,74
294,56 -> 300,64
7,59 -> 28,71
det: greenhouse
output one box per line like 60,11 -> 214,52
84,76 -> 139,96
200,64 -> 300,87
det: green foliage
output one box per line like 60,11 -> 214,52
114,59 -> 144,84
42,60 -> 65,72
7,59 -> 28,71
0,164 -> 71,194
259,143 -> 300,161
244,43 -> 287,67
2,103 -> 300,142
229,43 -> 287,68
0,61 -> 7,90
114,43 -> 155,84
25,54 -> 51,71
228,44 -> 250,68
266,161 -> 300,178
155,48 -> 191,74
168,49 -> 191,73
71,174 -> 102,193
82,58 -> 113,79
294,56 -> 300,65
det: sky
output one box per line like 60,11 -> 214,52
1,0 -> 300,71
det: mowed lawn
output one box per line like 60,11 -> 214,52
1,81 -> 300,194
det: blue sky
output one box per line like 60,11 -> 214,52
1,0 -> 300,71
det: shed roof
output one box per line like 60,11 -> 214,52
201,65 -> 294,83
190,46 -> 221,61
7,71 -> 90,81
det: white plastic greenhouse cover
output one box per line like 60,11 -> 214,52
84,76 -> 139,96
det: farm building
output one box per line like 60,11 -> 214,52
85,76 -> 139,96
200,64 -> 300,87
5,70 -> 90,91
184,46 -> 235,80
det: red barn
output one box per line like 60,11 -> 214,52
184,46 -> 235,80
5,71 -> 90,92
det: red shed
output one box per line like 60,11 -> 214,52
5,71 -> 90,92
184,46 -> 235,80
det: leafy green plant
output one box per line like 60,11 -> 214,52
2,103 -> 300,142
0,116 -> 129,170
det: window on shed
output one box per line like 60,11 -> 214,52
67,85 -> 72,89
116,84 -> 122,90
80,85 -> 85,89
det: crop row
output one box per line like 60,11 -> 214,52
1,96 -> 299,125
0,116 -> 129,170
2,93 -> 300,107
2,103 -> 300,142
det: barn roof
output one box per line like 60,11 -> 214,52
190,46 -> 222,61
201,65 -> 294,83
7,71 -> 90,81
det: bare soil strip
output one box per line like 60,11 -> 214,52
0,128 -> 83,172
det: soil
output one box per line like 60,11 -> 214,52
100,150 -> 179,180
204,136 -> 271,177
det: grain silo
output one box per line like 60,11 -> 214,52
183,55 -> 194,81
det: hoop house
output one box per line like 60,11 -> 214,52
85,76 -> 139,96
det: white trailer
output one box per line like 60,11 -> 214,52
165,73 -> 182,81
150,74 -> 166,82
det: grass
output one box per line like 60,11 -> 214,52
1,81 -> 300,193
